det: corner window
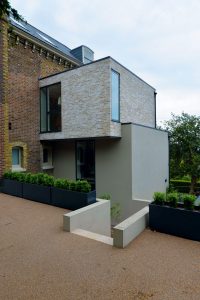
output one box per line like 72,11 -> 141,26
111,70 -> 120,122
42,147 -> 53,170
40,83 -> 61,133
12,147 -> 22,170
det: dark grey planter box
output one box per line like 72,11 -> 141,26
51,187 -> 96,210
149,203 -> 200,242
2,179 -> 23,197
23,183 -> 51,204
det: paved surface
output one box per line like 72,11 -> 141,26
0,193 -> 200,300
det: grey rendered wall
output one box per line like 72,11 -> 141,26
63,199 -> 111,236
95,125 -> 132,221
131,124 -> 169,201
52,141 -> 76,179
110,59 -> 156,128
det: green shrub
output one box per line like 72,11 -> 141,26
54,178 -> 70,190
70,181 -> 77,191
166,192 -> 178,208
36,173 -> 46,185
153,192 -> 165,205
3,171 -> 91,193
3,171 -> 13,179
182,194 -> 196,210
80,180 -> 91,193
29,174 -> 38,185
24,173 -> 32,183
3,171 -> 26,182
76,180 -> 82,192
100,193 -> 111,200
111,203 -> 120,220
43,174 -> 54,186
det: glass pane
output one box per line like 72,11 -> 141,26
12,148 -> 20,165
111,70 -> 120,121
76,141 -> 95,183
48,83 -> 61,132
43,149 -> 48,163
40,88 -> 47,132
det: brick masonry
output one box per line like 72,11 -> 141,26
40,57 -> 155,141
0,18 -> 71,177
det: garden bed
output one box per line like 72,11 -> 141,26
1,172 -> 96,210
52,187 -> 96,210
149,202 -> 200,242
2,178 -> 23,198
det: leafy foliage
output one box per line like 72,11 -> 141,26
99,193 -> 111,200
0,0 -> 24,21
182,194 -> 196,210
166,192 -> 178,208
164,113 -> 200,193
3,171 -> 91,193
153,192 -> 165,205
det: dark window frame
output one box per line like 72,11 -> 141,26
111,69 -> 120,123
40,82 -> 62,133
75,140 -> 96,188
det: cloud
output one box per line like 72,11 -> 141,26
157,88 -> 200,123
10,0 -> 200,122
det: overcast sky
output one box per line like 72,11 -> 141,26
11,0 -> 200,123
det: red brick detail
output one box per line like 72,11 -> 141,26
6,38 -> 66,173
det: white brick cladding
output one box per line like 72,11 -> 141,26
110,59 -> 155,127
39,57 -> 155,140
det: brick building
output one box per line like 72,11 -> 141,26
0,15 -> 84,178
0,15 -> 169,219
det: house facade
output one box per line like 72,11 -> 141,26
0,15 -> 169,219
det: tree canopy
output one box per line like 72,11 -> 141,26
0,0 -> 23,21
164,113 -> 200,193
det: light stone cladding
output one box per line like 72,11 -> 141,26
39,57 -> 155,140
110,59 -> 156,127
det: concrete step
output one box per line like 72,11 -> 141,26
72,228 -> 113,245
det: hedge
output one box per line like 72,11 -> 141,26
3,171 -> 91,193
170,179 -> 200,193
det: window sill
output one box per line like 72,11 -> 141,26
42,165 -> 54,170
12,167 -> 26,172
111,119 -> 121,123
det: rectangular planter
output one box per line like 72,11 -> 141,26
2,179 -> 23,197
51,187 -> 96,210
23,183 -> 51,204
149,203 -> 200,242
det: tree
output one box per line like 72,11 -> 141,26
0,0 -> 23,21
164,113 -> 200,194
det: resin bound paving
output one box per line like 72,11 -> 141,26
0,193 -> 200,300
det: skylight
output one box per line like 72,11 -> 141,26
10,17 -> 26,29
37,32 -> 55,45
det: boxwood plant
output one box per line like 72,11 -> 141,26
3,171 -> 91,193
153,192 -> 165,205
153,190 -> 197,211
182,194 -> 196,210
166,192 -> 178,208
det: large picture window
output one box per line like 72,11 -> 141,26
111,70 -> 120,122
40,83 -> 61,132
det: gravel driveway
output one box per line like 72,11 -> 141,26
0,193 -> 200,300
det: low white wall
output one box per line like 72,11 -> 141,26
113,206 -> 149,248
63,199 -> 111,236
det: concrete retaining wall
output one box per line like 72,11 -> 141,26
63,199 -> 111,236
113,206 -> 149,248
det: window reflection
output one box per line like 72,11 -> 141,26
111,70 -> 120,121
